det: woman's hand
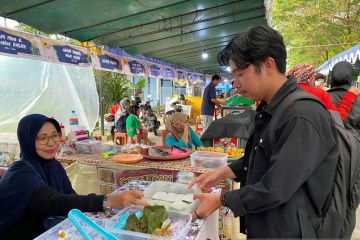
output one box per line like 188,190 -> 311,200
107,190 -> 148,209
173,119 -> 187,129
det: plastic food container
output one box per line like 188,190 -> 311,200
177,171 -> 194,184
105,206 -> 192,240
75,139 -> 102,154
143,181 -> 200,215
190,151 -> 228,168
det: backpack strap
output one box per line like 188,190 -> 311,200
268,90 -> 324,147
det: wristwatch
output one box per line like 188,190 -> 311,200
220,192 -> 228,208
103,194 -> 112,214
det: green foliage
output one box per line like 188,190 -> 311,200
15,23 -> 80,44
272,0 -> 360,70
130,77 -> 148,96
94,70 -> 132,111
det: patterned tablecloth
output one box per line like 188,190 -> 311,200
56,153 -> 212,174
35,181 -> 219,240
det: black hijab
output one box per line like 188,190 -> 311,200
0,114 -> 73,230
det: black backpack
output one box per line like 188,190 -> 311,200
269,90 -> 360,238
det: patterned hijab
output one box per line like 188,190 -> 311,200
119,98 -> 130,116
165,112 -> 189,141
288,64 -> 316,86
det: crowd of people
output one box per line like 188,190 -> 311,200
0,24 -> 359,239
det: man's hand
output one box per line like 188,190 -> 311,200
188,165 -> 236,192
192,193 -> 221,219
107,190 -> 147,209
349,86 -> 360,95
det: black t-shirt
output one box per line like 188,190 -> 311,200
116,112 -> 129,133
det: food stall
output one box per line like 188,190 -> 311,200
35,180 -> 220,240
49,141 -> 240,239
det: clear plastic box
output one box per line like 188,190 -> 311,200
75,139 -> 102,154
143,181 -> 200,215
190,151 -> 228,168
105,205 -> 192,240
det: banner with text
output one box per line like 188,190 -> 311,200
0,28 -> 41,58
92,51 -> 121,72
42,39 -> 91,66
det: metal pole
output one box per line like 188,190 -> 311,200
99,73 -> 105,136
157,77 -> 161,115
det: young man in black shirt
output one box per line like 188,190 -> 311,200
190,26 -> 339,238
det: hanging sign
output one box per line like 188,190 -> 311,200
0,29 -> 40,57
128,60 -> 145,74
52,45 -> 91,65
149,64 -> 162,77
164,68 -> 175,79
177,70 -> 185,80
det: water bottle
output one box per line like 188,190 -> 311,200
69,110 -> 79,132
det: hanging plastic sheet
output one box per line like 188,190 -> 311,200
0,55 -> 99,133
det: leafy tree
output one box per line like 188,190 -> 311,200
15,23 -> 80,44
94,70 -> 132,111
130,77 -> 147,96
272,0 -> 360,69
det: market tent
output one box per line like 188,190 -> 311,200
318,44 -> 360,75
0,0 -> 271,75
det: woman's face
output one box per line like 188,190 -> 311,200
35,122 -> 61,159
124,103 -> 130,111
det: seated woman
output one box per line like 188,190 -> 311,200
0,114 -> 146,240
126,106 -> 152,145
165,112 -> 204,149
115,98 -> 131,133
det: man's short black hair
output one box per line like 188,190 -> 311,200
315,73 -> 326,81
217,25 -> 287,74
212,74 -> 221,81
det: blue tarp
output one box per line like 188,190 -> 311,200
318,44 -> 360,75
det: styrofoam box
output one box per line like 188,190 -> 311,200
143,181 -> 200,215
190,151 -> 228,168
105,205 -> 192,240
75,139 -> 102,154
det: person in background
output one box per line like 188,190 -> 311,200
115,98 -> 131,134
165,112 -> 203,149
126,106 -> 152,145
328,61 -> 360,138
110,100 -> 120,117
315,73 -> 327,88
0,114 -> 146,240
288,64 -> 359,121
201,75 -> 226,131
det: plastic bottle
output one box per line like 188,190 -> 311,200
69,110 -> 79,132
60,124 -> 66,142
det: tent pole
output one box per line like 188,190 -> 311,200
99,73 -> 105,136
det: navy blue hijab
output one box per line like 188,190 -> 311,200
0,114 -> 73,230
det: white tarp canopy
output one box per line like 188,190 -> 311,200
0,54 -> 99,134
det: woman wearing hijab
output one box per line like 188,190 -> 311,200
115,98 -> 131,133
165,112 -> 203,149
288,64 -> 359,121
0,114 -> 146,239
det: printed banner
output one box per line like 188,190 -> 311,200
52,45 -> 90,65
0,28 -> 41,57
149,63 -> 162,77
163,67 -> 175,79
92,51 -> 120,72
176,70 -> 185,80
186,72 -> 193,81
128,60 -> 145,75
42,39 -> 91,66
114,168 -> 177,187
